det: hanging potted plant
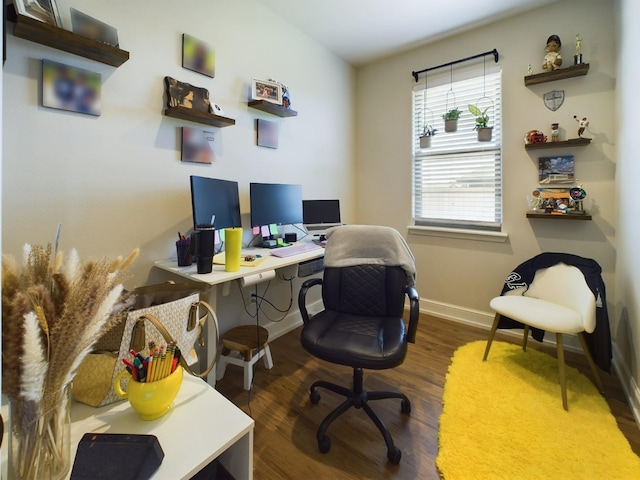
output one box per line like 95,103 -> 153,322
468,104 -> 493,141
442,107 -> 462,133
419,125 -> 437,148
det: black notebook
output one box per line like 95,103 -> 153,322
70,433 -> 164,480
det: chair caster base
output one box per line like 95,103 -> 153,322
318,434 -> 331,453
388,446 -> 401,464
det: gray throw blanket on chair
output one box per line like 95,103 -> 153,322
323,225 -> 416,287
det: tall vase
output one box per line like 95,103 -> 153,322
10,385 -> 72,480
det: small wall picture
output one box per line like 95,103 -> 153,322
42,59 -> 101,116
182,34 -> 215,78
14,0 -> 60,26
257,119 -> 278,149
252,78 -> 282,105
182,127 -> 215,164
538,155 -> 574,184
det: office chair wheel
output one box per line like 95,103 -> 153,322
401,399 -> 411,414
318,434 -> 331,453
388,446 -> 401,464
310,390 -> 321,404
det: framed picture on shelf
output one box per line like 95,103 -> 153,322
13,0 -> 60,26
42,59 -> 101,116
532,187 -> 572,213
538,155 -> 574,184
251,78 -> 282,105
182,34 -> 215,78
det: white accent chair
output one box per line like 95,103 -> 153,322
484,262 -> 604,411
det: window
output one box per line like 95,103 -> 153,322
412,65 -> 502,231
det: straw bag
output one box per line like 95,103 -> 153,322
72,282 -> 218,407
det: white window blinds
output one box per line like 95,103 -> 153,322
412,66 -> 502,231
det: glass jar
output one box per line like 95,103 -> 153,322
10,385 -> 71,480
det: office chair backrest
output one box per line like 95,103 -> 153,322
322,265 -> 407,317
523,263 -> 597,333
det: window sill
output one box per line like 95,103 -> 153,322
408,225 -> 509,243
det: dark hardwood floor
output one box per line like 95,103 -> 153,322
215,314 -> 640,479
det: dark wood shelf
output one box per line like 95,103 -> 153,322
526,211 -> 592,220
164,106 -> 236,128
248,100 -> 297,117
9,8 -> 129,67
524,63 -> 589,86
525,137 -> 591,150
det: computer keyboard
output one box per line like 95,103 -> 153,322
269,242 -> 323,258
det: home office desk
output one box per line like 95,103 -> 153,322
152,244 -> 325,384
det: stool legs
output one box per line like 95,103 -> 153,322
217,344 -> 273,390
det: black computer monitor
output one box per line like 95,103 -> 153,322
190,176 -> 242,230
249,182 -> 303,228
303,199 -> 341,227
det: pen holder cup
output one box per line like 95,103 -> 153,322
114,366 -> 183,421
176,241 -> 192,267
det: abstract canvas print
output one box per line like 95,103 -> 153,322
182,127 -> 215,164
538,155 -> 574,184
42,60 -> 101,116
182,34 -> 215,78
257,119 -> 278,149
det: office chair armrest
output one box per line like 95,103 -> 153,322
405,286 -> 420,344
298,277 -> 323,324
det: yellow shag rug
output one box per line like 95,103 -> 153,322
436,340 -> 640,479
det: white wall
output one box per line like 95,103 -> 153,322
355,0 -> 630,396
614,0 -> 640,420
2,1 -> 355,289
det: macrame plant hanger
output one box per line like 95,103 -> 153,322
419,72 -> 435,148
443,65 -> 458,132
470,55 -> 494,142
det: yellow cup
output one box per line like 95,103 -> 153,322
114,366 -> 183,420
225,227 -> 243,272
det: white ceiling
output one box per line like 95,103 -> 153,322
257,0 -> 556,66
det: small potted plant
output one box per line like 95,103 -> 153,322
468,104 -> 493,141
442,107 -> 462,132
419,125 -> 437,148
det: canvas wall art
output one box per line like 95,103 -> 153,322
42,59 -> 101,116
538,155 -> 574,184
257,119 -> 278,149
182,34 -> 215,78
182,127 -> 215,164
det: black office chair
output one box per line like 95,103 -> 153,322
298,225 -> 419,464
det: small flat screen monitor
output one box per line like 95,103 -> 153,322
250,182 -> 303,228
303,200 -> 341,229
190,176 -> 242,230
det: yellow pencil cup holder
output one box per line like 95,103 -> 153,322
114,366 -> 183,420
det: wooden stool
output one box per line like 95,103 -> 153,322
216,325 -> 273,390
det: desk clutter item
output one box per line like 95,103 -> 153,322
269,242 -> 322,258
73,282 -> 218,407
216,326 -> 273,390
70,433 -> 163,480
213,252 -> 267,267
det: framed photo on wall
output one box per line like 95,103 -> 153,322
182,127 -> 215,164
538,155 -> 574,184
42,59 -> 101,116
13,0 -> 60,26
182,34 -> 215,78
252,78 -> 282,105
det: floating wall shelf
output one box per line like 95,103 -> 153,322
524,137 -> 591,150
248,100 -> 298,117
164,106 -> 236,128
524,63 -> 589,86
8,7 -> 130,67
526,212 -> 592,221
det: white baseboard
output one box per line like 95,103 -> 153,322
420,297 -> 640,429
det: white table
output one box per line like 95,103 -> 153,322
152,244 -> 325,385
66,374 -> 254,479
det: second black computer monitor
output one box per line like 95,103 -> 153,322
249,182 -> 303,228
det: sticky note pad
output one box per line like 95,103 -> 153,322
253,226 -> 260,235
269,224 -> 278,235
261,225 -> 270,237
